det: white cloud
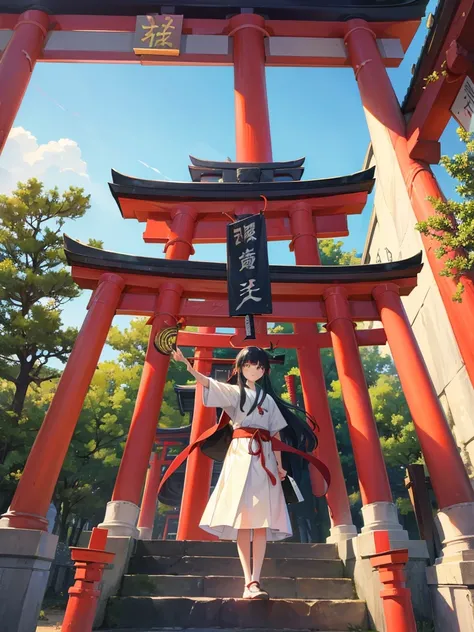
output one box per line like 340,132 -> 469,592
0,127 -> 89,194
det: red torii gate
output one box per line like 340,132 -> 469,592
138,424 -> 194,540
2,237 -> 472,547
0,1 -> 473,389
0,0 -> 472,551
1,3 -> 474,630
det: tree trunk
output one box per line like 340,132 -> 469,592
71,517 -> 87,546
53,505 -> 61,536
11,365 -> 32,419
0,363 -> 32,465
59,502 -> 71,543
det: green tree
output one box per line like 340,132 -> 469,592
318,238 -> 361,265
107,318 -> 196,428
0,179 -> 97,495
416,129 -> 474,301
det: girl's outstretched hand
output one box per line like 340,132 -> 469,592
172,347 -> 192,370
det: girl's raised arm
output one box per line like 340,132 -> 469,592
172,347 -> 210,388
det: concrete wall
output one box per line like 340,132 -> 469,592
362,149 -> 474,481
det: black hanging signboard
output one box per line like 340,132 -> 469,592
226,214 -> 272,327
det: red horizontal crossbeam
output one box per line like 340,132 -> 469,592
113,289 -> 410,321
116,294 -> 382,322
0,15 -> 420,69
177,328 -> 387,349
0,15 -> 419,48
41,50 -> 231,66
406,0 -> 474,154
175,297 -> 382,324
143,214 -> 349,243
118,191 -> 368,223
72,265 -> 417,303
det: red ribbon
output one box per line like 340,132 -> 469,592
157,413 -> 331,497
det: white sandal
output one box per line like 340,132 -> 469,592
242,580 -> 269,600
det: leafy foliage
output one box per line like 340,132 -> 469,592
318,238 -> 360,266
416,129 -> 474,301
107,318 -> 193,429
0,179 -> 96,507
0,179 -> 93,386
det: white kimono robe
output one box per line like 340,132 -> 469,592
199,378 -> 293,541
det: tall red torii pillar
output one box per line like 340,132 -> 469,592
99,211 -> 198,536
137,449 -> 165,540
0,10 -> 50,153
230,12 -> 355,543
176,331 -> 217,541
344,17 -> 474,389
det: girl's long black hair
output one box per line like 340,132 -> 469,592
230,346 -> 318,482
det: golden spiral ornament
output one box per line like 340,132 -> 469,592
154,326 -> 178,355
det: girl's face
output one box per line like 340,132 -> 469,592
242,362 -> 265,383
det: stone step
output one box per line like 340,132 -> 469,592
101,629 -> 368,632
134,540 -> 339,560
121,574 -> 355,599
128,555 -> 344,578
104,596 -> 368,631
101,629 -> 364,632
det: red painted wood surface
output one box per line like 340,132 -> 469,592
373,283 -> 474,508
62,528 -> 115,632
112,210 -> 197,506
0,10 -> 50,153
345,17 -> 474,389
117,191 -> 369,221
324,286 -> 393,506
370,533 -> 417,632
143,214 -> 350,243
72,264 -> 419,299
137,450 -> 165,535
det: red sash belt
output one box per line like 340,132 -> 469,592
157,413 -> 331,497
233,427 -> 276,485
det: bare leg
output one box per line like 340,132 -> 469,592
236,528 -> 252,586
252,528 -> 267,584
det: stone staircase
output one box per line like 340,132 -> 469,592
102,540 -> 368,631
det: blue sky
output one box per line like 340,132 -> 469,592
0,0 -> 464,338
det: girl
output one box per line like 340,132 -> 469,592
170,346 -> 328,601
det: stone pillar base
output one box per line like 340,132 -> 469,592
98,501 -> 140,538
427,555 -> 474,632
138,526 -> 153,540
435,502 -> 474,560
0,528 -> 58,632
426,502 -> 474,632
326,524 -> 358,543
361,501 -> 408,535
358,501 -> 408,552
